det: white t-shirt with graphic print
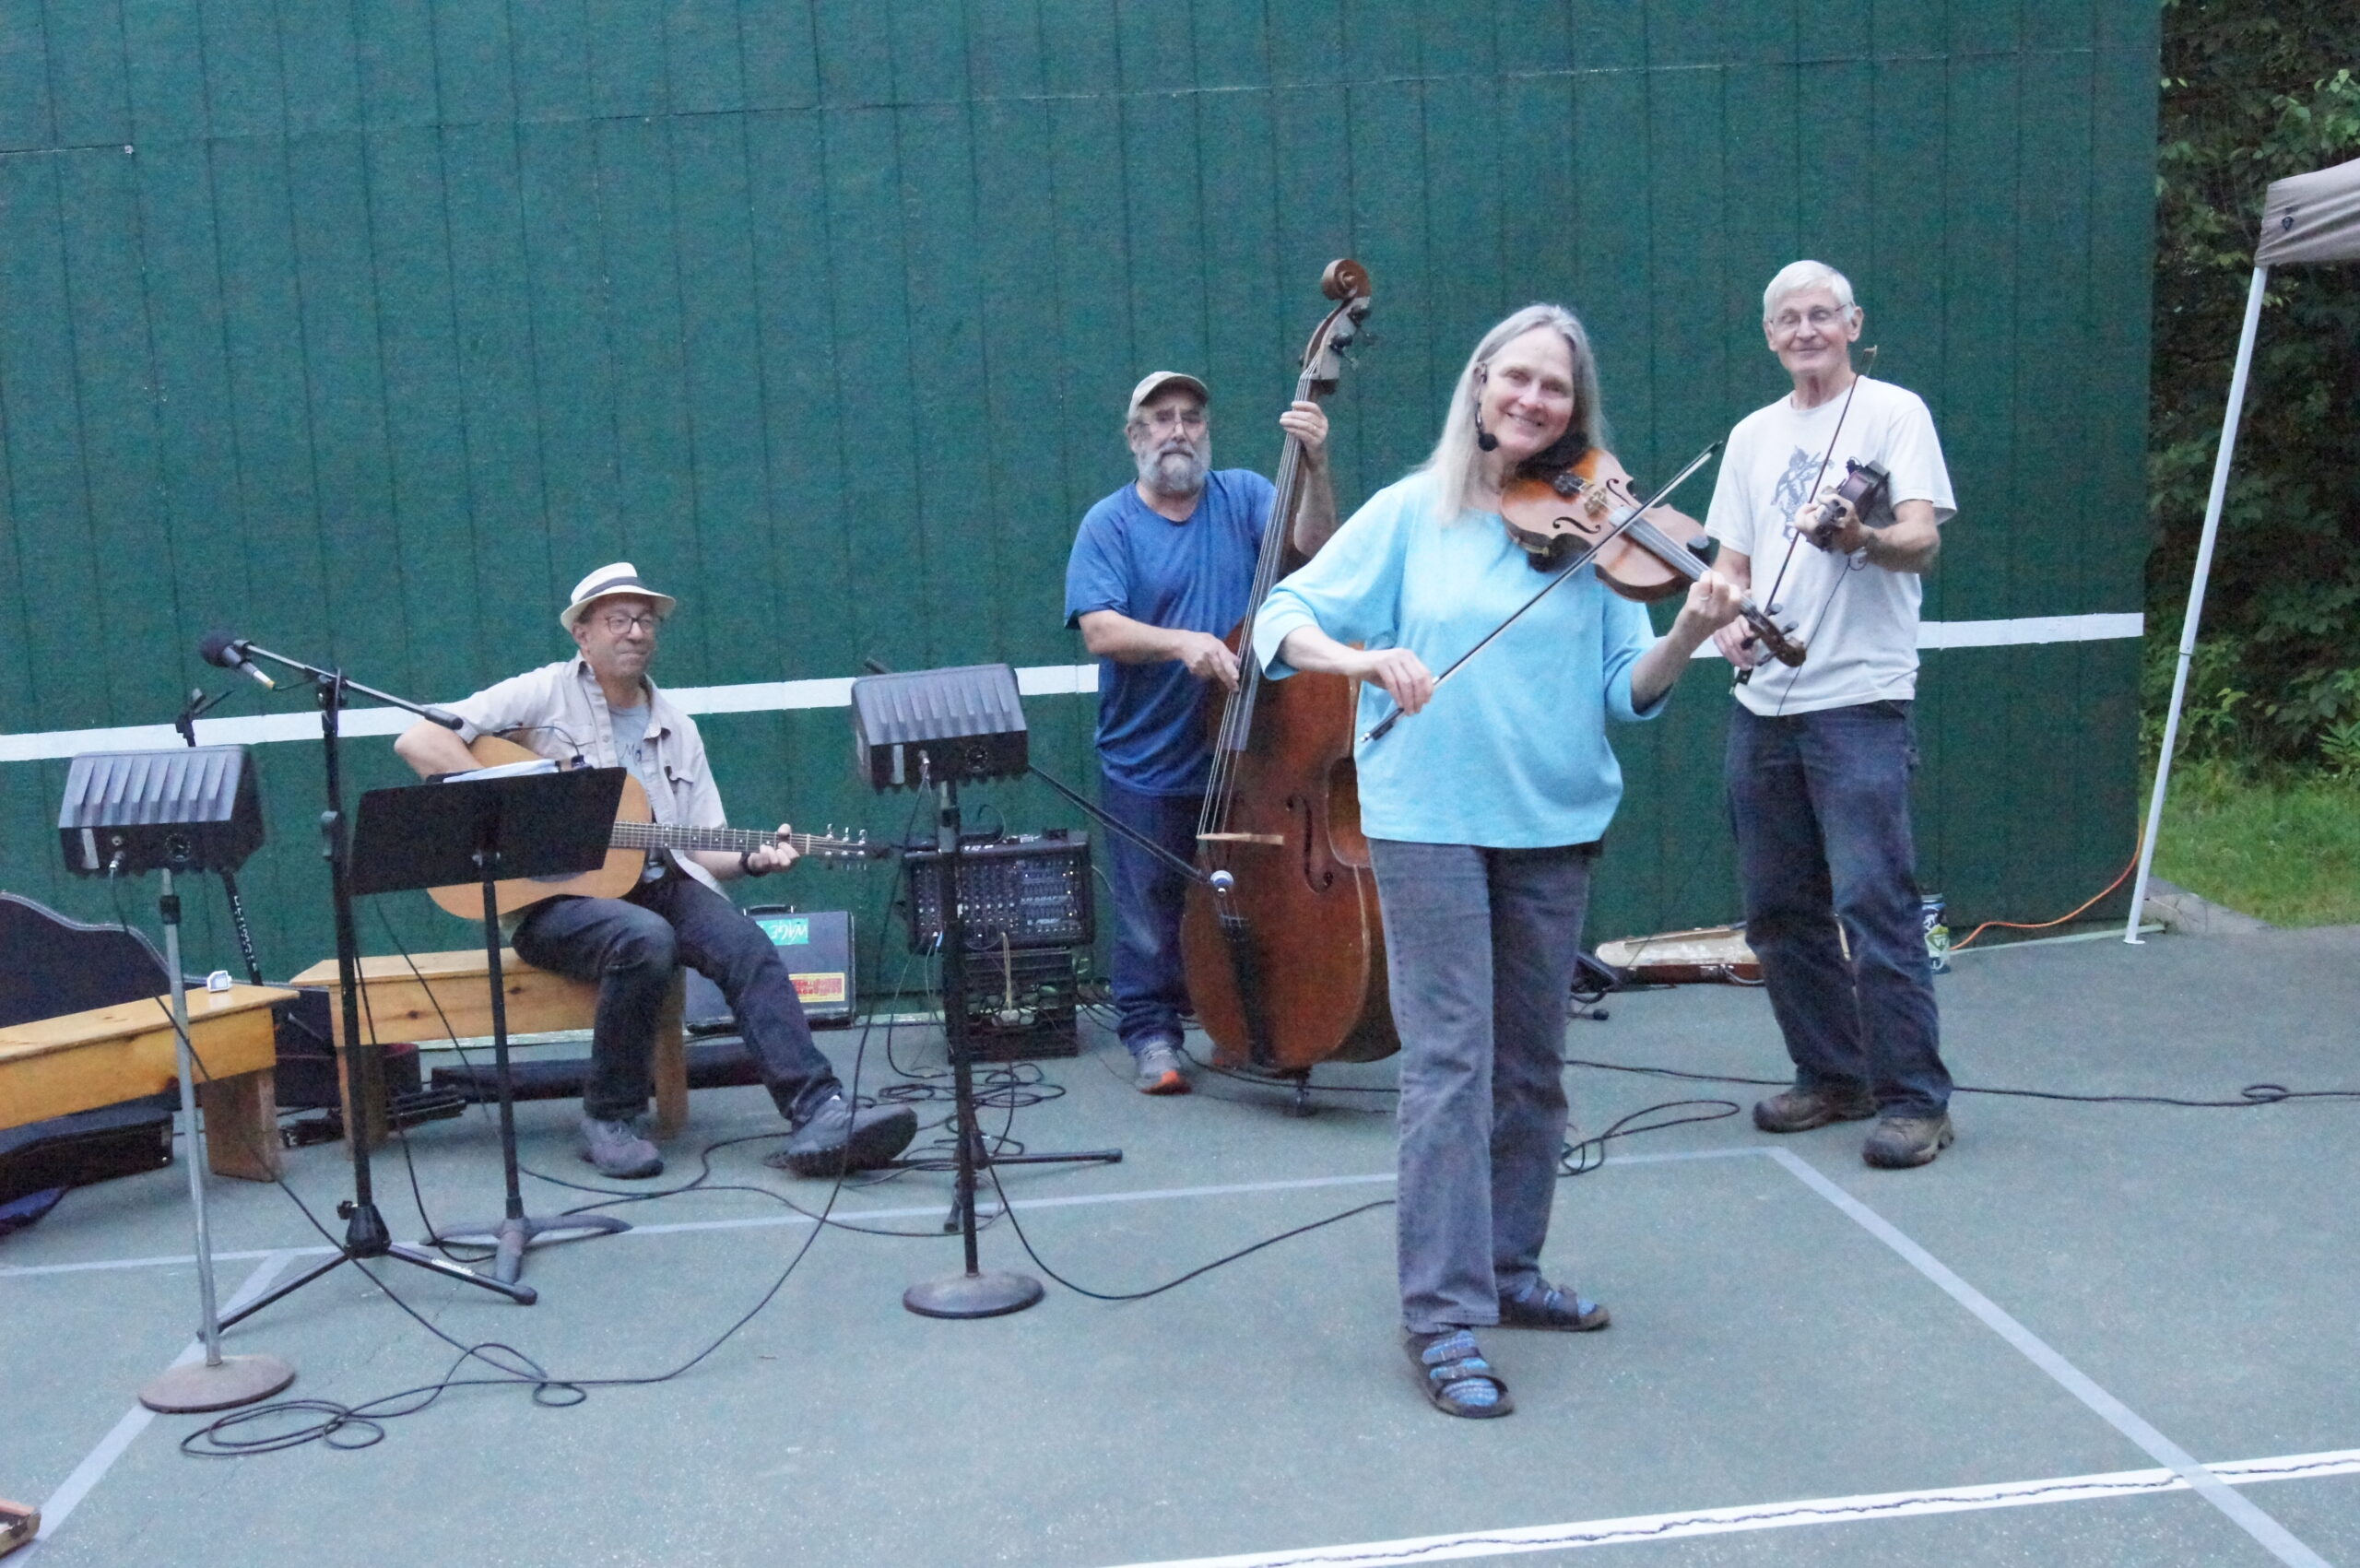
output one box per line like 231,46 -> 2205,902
1704,376 -> 1955,717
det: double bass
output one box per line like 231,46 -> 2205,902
1179,261 -> 1398,1082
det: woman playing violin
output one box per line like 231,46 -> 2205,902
1251,304 -> 1742,1419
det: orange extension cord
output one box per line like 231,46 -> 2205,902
1947,832 -> 2143,952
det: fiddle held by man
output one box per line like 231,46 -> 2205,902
1249,304 -> 1745,1419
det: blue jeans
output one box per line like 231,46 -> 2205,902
1098,774 -> 1202,1056
1726,701 -> 1950,1117
513,871 -> 841,1124
1370,838 -> 1597,1334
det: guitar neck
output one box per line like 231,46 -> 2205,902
609,821 -> 837,856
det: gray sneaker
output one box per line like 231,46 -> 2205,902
1862,1113 -> 1955,1169
1752,1083 -> 1876,1134
580,1114 -> 663,1179
1131,1041 -> 1190,1095
769,1094 -> 917,1177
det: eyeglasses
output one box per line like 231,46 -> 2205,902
1769,305 -> 1850,336
596,611 -> 661,634
1135,407 -> 1208,433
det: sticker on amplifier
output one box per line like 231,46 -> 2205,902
791,972 -> 847,1004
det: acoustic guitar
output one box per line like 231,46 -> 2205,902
426,734 -> 884,921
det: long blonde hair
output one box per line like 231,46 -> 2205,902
1418,304 -> 1607,516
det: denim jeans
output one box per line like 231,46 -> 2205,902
513,870 -> 841,1124
1369,838 -> 1597,1334
1098,774 -> 1204,1056
1726,701 -> 1950,1117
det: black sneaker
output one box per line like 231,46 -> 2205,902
768,1095 -> 917,1177
1752,1083 -> 1877,1134
1862,1113 -> 1954,1169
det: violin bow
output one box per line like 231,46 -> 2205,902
1361,442 -> 1722,745
1740,345 -> 1877,690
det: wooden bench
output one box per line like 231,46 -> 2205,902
0,984 -> 296,1182
287,952 -> 688,1143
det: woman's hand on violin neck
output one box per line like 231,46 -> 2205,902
1675,571 -> 1748,642
1351,647 -> 1437,714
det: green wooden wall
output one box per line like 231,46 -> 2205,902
0,0 -> 2156,984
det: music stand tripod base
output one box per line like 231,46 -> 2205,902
428,1211 -> 631,1286
140,1353 -> 297,1414
903,1269 -> 1044,1320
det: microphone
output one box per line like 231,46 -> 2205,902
198,630 -> 277,690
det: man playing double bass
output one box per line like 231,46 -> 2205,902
1706,260 -> 1960,1169
1064,373 -> 1341,1094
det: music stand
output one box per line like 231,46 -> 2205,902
348,765 -> 630,1289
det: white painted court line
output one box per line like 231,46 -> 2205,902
33,1252 -> 298,1545
0,1147 -> 1761,1269
1765,1147 -> 2330,1568
1093,1447 -> 2360,1568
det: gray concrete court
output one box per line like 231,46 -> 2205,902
4,924 -> 2357,1567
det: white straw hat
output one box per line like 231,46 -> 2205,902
560,561 -> 678,632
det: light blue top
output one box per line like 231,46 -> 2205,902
1251,470 -> 1667,848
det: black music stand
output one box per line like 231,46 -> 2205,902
348,764 -> 631,1290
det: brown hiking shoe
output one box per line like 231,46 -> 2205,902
1752,1083 -> 1877,1134
1862,1114 -> 1955,1169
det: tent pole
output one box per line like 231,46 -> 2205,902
2127,265 -> 2270,943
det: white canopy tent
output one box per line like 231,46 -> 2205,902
2127,155 -> 2360,942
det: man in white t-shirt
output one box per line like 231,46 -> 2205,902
1704,261 -> 1958,1170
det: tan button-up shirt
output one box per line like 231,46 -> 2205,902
443,657 -> 729,897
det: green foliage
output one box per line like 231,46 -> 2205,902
2151,3 -> 2360,767
2152,757 -> 2360,925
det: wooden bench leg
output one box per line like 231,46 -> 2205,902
652,972 -> 688,1140
199,1068 -> 283,1182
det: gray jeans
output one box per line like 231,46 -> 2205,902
1370,838 -> 1597,1334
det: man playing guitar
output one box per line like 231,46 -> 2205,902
393,562 -> 915,1180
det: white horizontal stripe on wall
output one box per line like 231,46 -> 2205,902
0,616 -> 2140,764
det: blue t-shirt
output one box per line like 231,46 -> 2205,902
1252,471 -> 1665,848
1064,469 -> 1279,795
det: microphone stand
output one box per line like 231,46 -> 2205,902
219,643 -> 530,1327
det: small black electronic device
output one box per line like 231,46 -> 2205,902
849,663 -> 1029,792
56,747 -> 264,877
904,830 -> 1093,951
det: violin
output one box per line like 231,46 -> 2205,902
1500,449 -> 1807,668
1803,458 -> 1893,549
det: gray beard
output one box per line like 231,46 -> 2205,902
1138,444 -> 1210,498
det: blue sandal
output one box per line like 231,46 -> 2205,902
1498,1279 -> 1611,1332
1406,1329 -> 1514,1419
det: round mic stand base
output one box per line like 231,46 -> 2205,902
903,1269 -> 1044,1320
139,1352 -> 296,1414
